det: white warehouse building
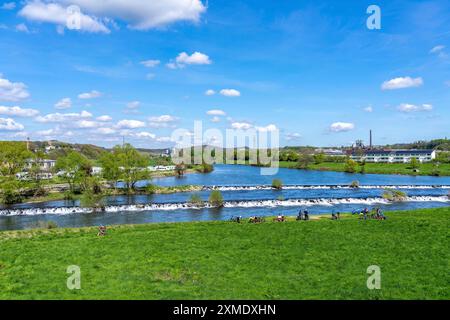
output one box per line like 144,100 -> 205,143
351,149 -> 436,163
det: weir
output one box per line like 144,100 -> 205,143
0,196 -> 449,216
202,184 -> 450,191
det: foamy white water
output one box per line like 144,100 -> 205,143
1,196 -> 448,216
203,184 -> 450,191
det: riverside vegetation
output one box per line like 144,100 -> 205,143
0,142 -> 213,206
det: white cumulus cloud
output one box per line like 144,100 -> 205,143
54,97 -> 72,109
381,77 -> 423,90
95,127 -> 116,135
35,110 -> 92,123
0,106 -> 39,117
0,75 -> 30,102
78,90 -> 102,99
205,89 -> 216,96
148,114 -> 178,128
0,118 -> 24,131
256,124 -> 278,133
20,0 -> 206,33
41,0 -> 206,30
397,103 -> 433,113
168,51 -> 211,69
206,109 -> 226,116
329,122 -> 355,132
231,122 -> 253,130
96,115 -> 112,122
220,89 -> 241,97
19,1 -> 110,33
116,119 -> 146,129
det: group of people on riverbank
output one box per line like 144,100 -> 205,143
352,207 -> 387,220
230,207 -> 387,224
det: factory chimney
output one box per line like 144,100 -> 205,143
369,130 -> 373,149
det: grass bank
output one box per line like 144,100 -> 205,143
0,207 -> 449,299
278,161 -> 450,176
16,184 -> 202,205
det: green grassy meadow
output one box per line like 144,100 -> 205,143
278,161 -> 450,176
0,207 -> 449,300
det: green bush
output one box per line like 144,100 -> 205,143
189,194 -> 205,207
146,184 -> 158,194
196,163 -> 214,173
80,189 -> 105,209
349,180 -> 360,188
344,159 -> 358,173
208,190 -> 224,207
33,187 -> 48,197
382,189 -> 407,202
272,179 -> 283,190
0,179 -> 23,205
63,191 -> 75,200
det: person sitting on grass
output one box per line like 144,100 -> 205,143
97,225 -> 106,236
303,209 -> 309,220
275,214 -> 285,222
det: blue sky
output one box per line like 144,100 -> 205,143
0,0 -> 449,148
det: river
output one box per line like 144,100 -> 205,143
1,165 -> 449,230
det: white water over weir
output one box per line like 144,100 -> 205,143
202,184 -> 450,191
1,196 -> 449,216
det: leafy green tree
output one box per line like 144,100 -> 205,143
0,178 -> 23,204
0,141 -> 32,177
409,157 -> 420,170
99,152 -> 121,190
28,150 -> 47,188
112,144 -> 150,193
209,190 -> 224,207
435,152 -> 450,164
55,151 -> 92,193
297,154 -> 314,169
175,162 -> 186,176
359,160 -> 366,174
313,153 -> 325,165
344,158 -> 358,173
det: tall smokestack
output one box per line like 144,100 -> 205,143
369,130 -> 372,149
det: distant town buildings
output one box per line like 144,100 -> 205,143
25,159 -> 57,171
315,148 -> 345,156
350,149 -> 436,163
147,165 -> 176,172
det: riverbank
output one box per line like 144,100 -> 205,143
17,184 -> 203,205
276,161 -> 450,176
0,207 -> 448,299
